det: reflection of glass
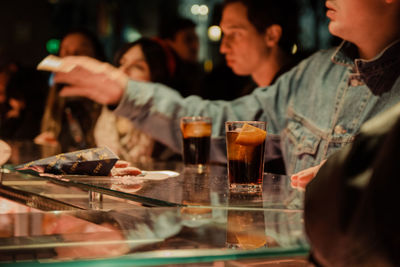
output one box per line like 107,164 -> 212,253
181,172 -> 212,226
226,192 -> 267,249
180,117 -> 212,173
180,204 -> 212,227
225,121 -> 266,193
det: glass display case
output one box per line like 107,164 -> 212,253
0,141 -> 309,266
0,203 -> 308,265
3,164 -> 303,210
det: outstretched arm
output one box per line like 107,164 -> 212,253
53,56 -> 128,105
49,55 -> 300,164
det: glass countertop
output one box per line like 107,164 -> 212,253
0,141 -> 309,266
2,140 -> 303,211
0,199 -> 308,265
3,164 -> 303,211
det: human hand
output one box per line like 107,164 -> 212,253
110,160 -> 142,176
290,160 -> 326,191
53,56 -> 129,105
34,131 -> 59,146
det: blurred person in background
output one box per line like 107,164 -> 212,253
161,17 -> 199,64
35,28 -> 105,152
219,0 -> 299,91
94,37 -> 180,163
0,57 -> 48,140
0,59 -> 20,139
159,17 -> 204,97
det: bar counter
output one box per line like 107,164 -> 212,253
0,141 -> 309,266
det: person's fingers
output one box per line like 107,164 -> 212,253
56,68 -> 125,105
290,161 -> 327,191
59,86 -> 92,98
53,71 -> 72,84
58,58 -> 128,87
291,178 -> 307,191
292,168 -> 309,177
114,160 -> 130,168
297,171 -> 315,182
62,55 -> 103,71
291,170 -> 315,190
54,66 -> 94,85
111,166 -> 142,177
291,170 -> 310,182
294,170 -> 317,190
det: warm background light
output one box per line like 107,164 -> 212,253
208,25 -> 221,42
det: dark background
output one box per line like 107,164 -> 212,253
0,0 -> 337,68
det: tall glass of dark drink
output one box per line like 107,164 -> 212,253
225,121 -> 267,192
180,117 -> 212,173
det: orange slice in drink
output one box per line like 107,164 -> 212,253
235,123 -> 267,146
235,232 -> 267,249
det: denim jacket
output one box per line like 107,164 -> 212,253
115,40 -> 400,175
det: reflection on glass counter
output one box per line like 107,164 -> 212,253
2,140 -> 303,211
0,141 -> 309,265
0,206 -> 308,264
226,195 -> 269,250
3,165 -> 303,211
0,170 -> 144,211
0,197 -> 41,214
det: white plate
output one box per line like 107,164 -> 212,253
138,170 -> 180,180
112,170 -> 180,184
40,170 -> 180,184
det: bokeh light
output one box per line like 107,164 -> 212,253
191,4 -> 208,16
291,44 -> 298,54
191,4 -> 200,15
198,5 -> 209,16
46,39 -> 60,54
208,25 -> 221,42
123,27 -> 142,42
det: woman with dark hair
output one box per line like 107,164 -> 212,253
114,38 -> 174,85
35,28 -> 105,153
95,37 -> 179,163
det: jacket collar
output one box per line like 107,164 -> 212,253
331,40 -> 400,95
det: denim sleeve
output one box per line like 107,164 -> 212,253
113,59 -> 305,157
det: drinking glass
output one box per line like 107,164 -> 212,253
225,121 -> 267,192
180,117 -> 212,172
